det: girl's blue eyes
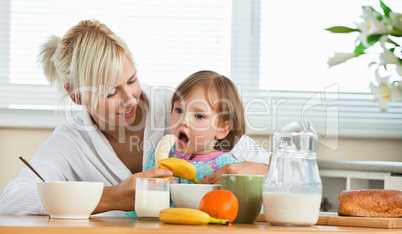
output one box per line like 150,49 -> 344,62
175,108 -> 204,119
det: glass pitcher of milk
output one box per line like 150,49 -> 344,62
263,123 -> 322,226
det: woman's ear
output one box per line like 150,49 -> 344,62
216,120 -> 232,140
64,83 -> 82,105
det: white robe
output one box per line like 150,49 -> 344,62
0,84 -> 269,216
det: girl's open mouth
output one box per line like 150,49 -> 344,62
178,131 -> 189,146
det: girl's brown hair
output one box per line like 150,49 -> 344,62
171,70 -> 245,152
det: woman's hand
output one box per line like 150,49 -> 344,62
93,168 -> 176,214
198,161 -> 269,184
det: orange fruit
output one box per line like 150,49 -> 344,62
199,189 -> 239,223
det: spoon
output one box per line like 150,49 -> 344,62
19,156 -> 46,182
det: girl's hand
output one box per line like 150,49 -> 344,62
198,161 -> 268,184
93,168 -> 176,214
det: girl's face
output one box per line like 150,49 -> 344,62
170,87 -> 225,155
87,55 -> 142,128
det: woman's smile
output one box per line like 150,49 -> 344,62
118,108 -> 135,118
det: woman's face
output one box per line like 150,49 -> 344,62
87,55 -> 142,128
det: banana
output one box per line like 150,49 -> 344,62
155,134 -> 177,166
158,158 -> 198,184
154,134 -> 198,183
159,208 -> 229,225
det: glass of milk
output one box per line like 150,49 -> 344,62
135,178 -> 170,219
263,131 -> 322,226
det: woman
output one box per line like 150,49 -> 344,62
0,20 -> 269,216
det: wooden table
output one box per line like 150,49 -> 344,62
1,215 -> 402,234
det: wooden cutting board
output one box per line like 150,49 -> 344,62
257,212 -> 402,229
317,212 -> 402,229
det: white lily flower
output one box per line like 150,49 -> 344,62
327,2 -> 402,112
370,70 -> 402,111
390,12 -> 402,32
370,72 -> 392,111
370,82 -> 391,111
379,35 -> 402,65
327,53 -> 357,67
363,7 -> 393,33
358,7 -> 393,47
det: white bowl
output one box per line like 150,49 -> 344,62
37,181 -> 104,219
170,184 -> 221,209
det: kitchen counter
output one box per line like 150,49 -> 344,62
1,214 -> 401,234
318,160 -> 402,212
318,160 -> 402,174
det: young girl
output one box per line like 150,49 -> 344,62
145,70 -> 245,183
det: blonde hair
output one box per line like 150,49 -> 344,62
38,19 -> 134,108
171,70 -> 245,152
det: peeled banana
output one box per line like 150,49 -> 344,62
155,134 -> 177,166
158,158 -> 198,184
154,134 -> 198,183
159,208 -> 229,225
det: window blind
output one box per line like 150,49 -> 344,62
0,0 -> 231,122
0,0 -> 401,139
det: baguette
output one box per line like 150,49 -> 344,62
338,189 -> 402,218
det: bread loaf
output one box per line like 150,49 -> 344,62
338,189 -> 402,218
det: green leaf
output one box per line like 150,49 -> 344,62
390,31 -> 402,37
353,42 -> 367,55
325,26 -> 359,33
380,0 -> 392,18
366,34 -> 381,46
386,38 -> 399,46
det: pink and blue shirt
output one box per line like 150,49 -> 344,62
144,145 -> 240,183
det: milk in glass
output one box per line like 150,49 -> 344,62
135,178 -> 170,218
135,190 -> 170,218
